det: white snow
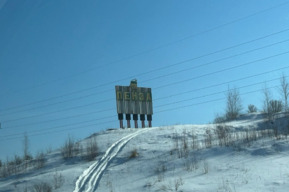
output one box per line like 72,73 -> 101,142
1,113 -> 289,192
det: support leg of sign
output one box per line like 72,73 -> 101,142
148,121 -> 152,127
118,113 -> 124,129
126,114 -> 131,128
140,114 -> 145,128
147,115 -> 152,128
133,114 -> 138,128
120,120 -> 123,129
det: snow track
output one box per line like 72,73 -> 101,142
73,128 -> 149,192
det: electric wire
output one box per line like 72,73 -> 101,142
2,57 -> 289,124
0,84 -> 280,141
2,27 -> 289,113
153,50 -> 289,90
2,36 -> 289,117
154,85 -> 279,114
2,0 -> 288,98
2,68 -> 287,130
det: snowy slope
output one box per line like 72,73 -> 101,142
1,113 -> 289,192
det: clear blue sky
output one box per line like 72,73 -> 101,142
1,0 -> 289,160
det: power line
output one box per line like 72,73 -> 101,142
155,66 -> 289,101
2,32 -> 289,114
0,120 -> 116,141
3,108 -> 115,129
2,72 -> 286,130
155,77 -> 285,109
2,67 -> 287,129
153,50 -> 289,90
154,85 -> 279,114
2,59 -> 289,124
0,84 -> 280,141
0,115 -> 116,139
2,1 -> 288,98
143,38 -> 289,84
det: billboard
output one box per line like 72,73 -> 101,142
115,85 -> 153,115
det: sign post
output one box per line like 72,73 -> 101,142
115,79 -> 153,128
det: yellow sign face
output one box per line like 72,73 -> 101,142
116,91 -> 152,102
115,86 -> 153,115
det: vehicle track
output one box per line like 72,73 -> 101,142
73,128 -> 149,192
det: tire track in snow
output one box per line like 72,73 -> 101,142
73,128 -> 149,192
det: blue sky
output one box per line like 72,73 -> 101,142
1,0 -> 289,160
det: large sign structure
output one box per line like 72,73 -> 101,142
115,79 -> 153,128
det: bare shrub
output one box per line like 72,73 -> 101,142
263,85 -> 283,121
284,120 -> 289,139
273,126 -> 281,140
203,160 -> 209,174
158,177 -> 183,192
214,114 -> 226,124
155,161 -> 167,182
35,152 -> 45,169
85,137 -> 98,161
182,130 -> 189,158
215,124 -> 231,146
53,170 -> 65,189
172,132 -> 181,158
174,177 -> 184,191
61,136 -> 77,159
184,155 -> 198,172
191,131 -> 199,150
279,74 -> 289,112
172,130 -> 190,158
32,182 -> 52,192
204,128 -> 213,148
225,87 -> 242,120
129,149 -> 139,159
247,104 -> 257,113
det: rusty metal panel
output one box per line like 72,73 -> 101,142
115,85 -> 153,115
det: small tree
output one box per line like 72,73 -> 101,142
247,104 -> 257,113
263,85 -> 273,120
85,137 -> 98,161
269,100 -> 283,114
61,135 -> 77,159
23,133 -> 30,160
279,74 -> 289,112
225,87 -> 242,120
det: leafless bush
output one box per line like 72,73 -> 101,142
214,114 -> 226,124
182,131 -> 189,158
284,120 -> 289,139
53,170 -> 65,189
155,161 -> 167,182
215,124 -> 231,146
35,152 -> 45,169
247,104 -> 257,113
184,155 -> 198,172
172,131 -> 190,158
85,137 -> 98,161
279,74 -> 289,112
264,99 -> 283,121
203,160 -> 209,174
191,131 -> 199,150
159,177 -> 184,192
273,126 -> 281,140
129,149 -> 139,159
61,136 -> 78,159
32,182 -> 52,192
204,128 -> 213,148
225,87 -> 242,120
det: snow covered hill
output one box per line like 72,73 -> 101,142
1,113 -> 289,192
